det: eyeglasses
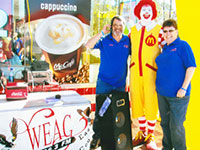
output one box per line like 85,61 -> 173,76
163,30 -> 175,33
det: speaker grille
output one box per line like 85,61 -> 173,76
97,91 -> 132,150
115,112 -> 125,128
117,133 -> 127,149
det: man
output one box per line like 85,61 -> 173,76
129,0 -> 165,149
85,15 -> 131,149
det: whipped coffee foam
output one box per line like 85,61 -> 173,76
35,14 -> 85,54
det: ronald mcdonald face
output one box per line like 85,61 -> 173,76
140,5 -> 153,22
130,0 -> 165,149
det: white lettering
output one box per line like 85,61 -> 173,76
53,4 -> 57,12
45,3 -> 49,10
54,59 -> 75,71
40,3 -> 77,12
41,3 -> 45,10
48,4 -> 52,11
11,92 -> 23,96
60,4 -> 64,11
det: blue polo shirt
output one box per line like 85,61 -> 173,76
155,37 -> 196,97
94,33 -> 131,87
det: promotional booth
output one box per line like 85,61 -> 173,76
0,91 -> 92,150
0,0 -> 180,149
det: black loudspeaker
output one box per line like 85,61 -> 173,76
31,61 -> 49,71
96,91 -> 132,150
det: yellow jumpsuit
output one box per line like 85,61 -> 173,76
130,23 -> 161,120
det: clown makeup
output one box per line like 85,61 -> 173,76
140,5 -> 153,25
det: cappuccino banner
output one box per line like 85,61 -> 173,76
0,91 -> 92,150
25,0 -> 91,25
25,0 -> 91,83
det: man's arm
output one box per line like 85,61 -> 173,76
85,24 -> 110,49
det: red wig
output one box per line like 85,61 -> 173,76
134,0 -> 157,20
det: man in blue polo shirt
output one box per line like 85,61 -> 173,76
155,19 -> 196,150
85,15 -> 131,149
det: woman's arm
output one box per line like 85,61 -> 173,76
176,66 -> 196,97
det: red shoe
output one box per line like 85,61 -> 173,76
132,131 -> 146,147
145,134 -> 158,150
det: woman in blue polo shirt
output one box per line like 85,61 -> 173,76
155,19 -> 196,150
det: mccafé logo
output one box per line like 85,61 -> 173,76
54,58 -> 75,71
145,34 -> 156,46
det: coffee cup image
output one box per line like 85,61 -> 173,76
35,14 -> 86,80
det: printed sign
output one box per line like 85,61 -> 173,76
25,0 -> 91,84
0,92 -> 92,150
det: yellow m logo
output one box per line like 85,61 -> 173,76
147,37 -> 155,44
145,34 -> 156,46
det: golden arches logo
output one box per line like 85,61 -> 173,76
145,34 -> 156,46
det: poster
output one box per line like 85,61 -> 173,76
25,0 -> 91,84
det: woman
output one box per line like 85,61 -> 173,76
155,19 -> 196,150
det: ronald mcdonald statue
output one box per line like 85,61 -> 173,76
130,0 -> 165,149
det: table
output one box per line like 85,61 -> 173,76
0,91 -> 92,150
